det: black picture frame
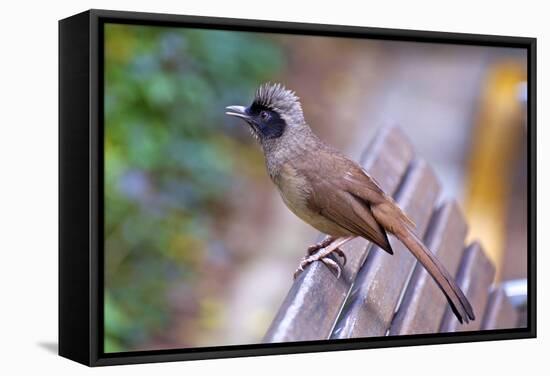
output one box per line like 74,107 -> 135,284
59,8 -> 537,367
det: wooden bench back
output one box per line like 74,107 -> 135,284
264,127 -> 518,343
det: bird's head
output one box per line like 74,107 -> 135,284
225,83 -> 305,143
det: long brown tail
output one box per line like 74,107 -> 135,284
395,226 -> 475,324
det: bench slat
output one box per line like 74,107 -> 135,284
439,242 -> 495,332
481,285 -> 518,330
331,160 -> 441,338
389,201 -> 468,335
263,127 -> 414,343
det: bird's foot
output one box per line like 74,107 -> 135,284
294,248 -> 345,279
294,236 -> 355,280
306,237 -> 347,266
306,236 -> 337,255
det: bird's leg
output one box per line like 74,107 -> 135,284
307,236 -> 336,255
307,236 -> 347,265
294,236 -> 355,279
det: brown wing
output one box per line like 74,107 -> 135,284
342,159 -> 416,229
300,153 -> 394,254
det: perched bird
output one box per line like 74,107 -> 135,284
226,83 -> 475,324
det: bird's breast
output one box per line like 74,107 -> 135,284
273,163 -> 310,213
272,163 -> 346,236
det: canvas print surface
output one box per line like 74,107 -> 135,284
103,22 -> 528,353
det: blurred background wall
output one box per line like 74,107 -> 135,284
103,23 -> 527,352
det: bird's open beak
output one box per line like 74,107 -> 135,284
225,105 -> 250,120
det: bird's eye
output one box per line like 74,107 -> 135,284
260,111 -> 270,121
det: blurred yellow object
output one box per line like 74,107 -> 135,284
464,62 -> 526,282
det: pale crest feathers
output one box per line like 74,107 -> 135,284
254,83 -> 305,124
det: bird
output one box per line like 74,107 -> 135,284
225,82 -> 475,324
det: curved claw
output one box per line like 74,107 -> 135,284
294,258 -> 310,279
321,257 -> 342,279
333,248 -> 347,266
293,264 -> 305,279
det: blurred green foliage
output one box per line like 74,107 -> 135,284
104,23 -> 284,352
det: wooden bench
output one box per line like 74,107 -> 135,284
264,126 -> 519,342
